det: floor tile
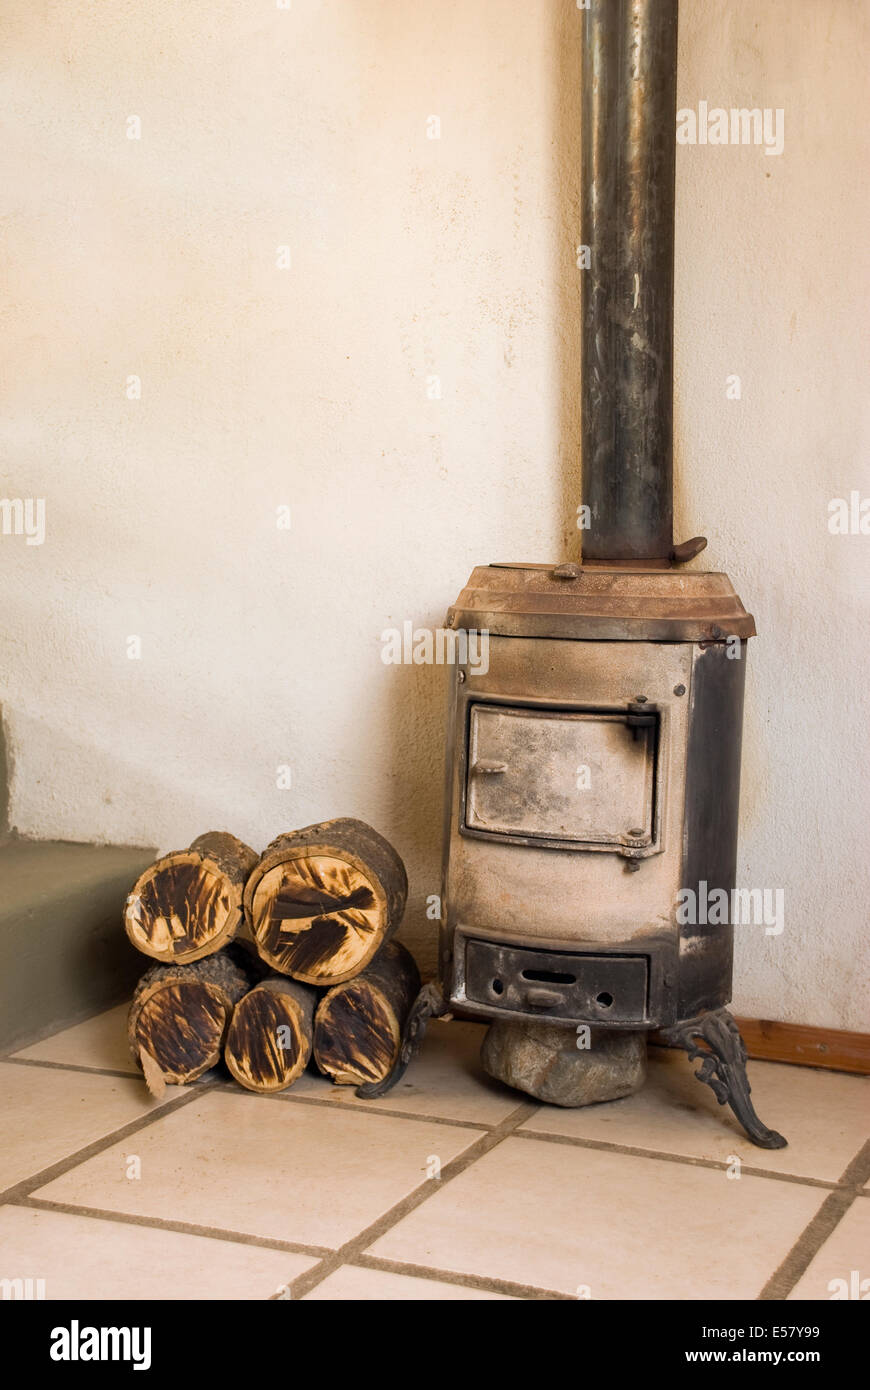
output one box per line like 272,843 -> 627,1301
293,1020 -> 517,1125
518,1050 -> 870,1182
34,1091 -> 484,1249
302,1264 -> 515,1300
369,1136 -> 825,1299
11,1006 -> 135,1074
0,1204 -> 314,1300
0,1062 -> 170,1192
788,1201 -> 870,1300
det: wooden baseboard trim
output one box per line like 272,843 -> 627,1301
733,1017 -> 870,1075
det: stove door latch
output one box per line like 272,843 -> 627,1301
525,987 -> 564,1010
626,697 -> 657,741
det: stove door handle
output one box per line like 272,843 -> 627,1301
525,987 -> 562,1009
472,760 -> 507,775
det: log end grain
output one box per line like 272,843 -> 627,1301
128,950 -> 252,1086
224,978 -> 315,1093
244,821 -> 408,986
131,979 -> 231,1085
314,941 -> 421,1086
124,832 -> 256,965
314,980 -> 399,1085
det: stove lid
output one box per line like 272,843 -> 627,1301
447,565 -> 756,642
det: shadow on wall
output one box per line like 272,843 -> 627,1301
377,652 -> 449,982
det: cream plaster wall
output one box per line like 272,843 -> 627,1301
1,1 -> 867,1025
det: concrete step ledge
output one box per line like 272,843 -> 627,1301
0,839 -> 156,1054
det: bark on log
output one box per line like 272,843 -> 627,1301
243,819 -> 407,986
313,941 -> 421,1086
224,977 -> 317,1093
124,831 -> 258,964
128,949 -> 253,1089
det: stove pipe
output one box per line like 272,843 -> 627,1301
581,0 -> 678,564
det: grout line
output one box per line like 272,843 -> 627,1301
349,1252 -> 573,1301
758,1139 -> 870,1300
199,1078 -> 857,1192
5,1031 -> 866,1304
208,1079 -> 497,1133
286,1100 -> 539,1301
3,1039 -> 865,1300
511,1127 -> 843,1190
0,1078 -> 219,1205
4,1050 -> 855,1190
758,1190 -> 856,1301
2,1056 -> 140,1081
11,1195 -> 331,1262
0,1001 -> 131,1063
837,1140 -> 870,1189
209,1073 -> 857,1196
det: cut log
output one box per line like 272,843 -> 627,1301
314,941 -> 421,1086
124,831 -> 258,964
128,949 -> 253,1089
243,819 -> 407,986
224,977 -> 316,1093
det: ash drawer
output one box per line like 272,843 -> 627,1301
465,940 -> 648,1023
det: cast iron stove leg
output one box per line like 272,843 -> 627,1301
355,981 -> 450,1099
661,1008 -> 787,1149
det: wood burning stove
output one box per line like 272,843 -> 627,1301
360,0 -> 786,1148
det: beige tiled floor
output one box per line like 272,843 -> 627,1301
520,1047 -> 870,1183
34,1093 -> 484,1248
0,1061 -> 173,1190
0,1205 -> 315,1300
2,1008 -> 868,1300
290,1019 -> 519,1126
369,1138 -> 824,1300
13,1005 -> 136,1074
788,1201 -> 870,1301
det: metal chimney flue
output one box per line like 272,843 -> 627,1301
581,0 -> 678,564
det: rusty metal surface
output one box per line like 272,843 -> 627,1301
447,564 -> 756,641
449,925 -> 674,1030
465,939 -> 649,1024
677,642 -> 747,1018
465,703 -> 656,849
581,0 -> 679,562
424,0 -> 760,1143
438,633 -> 751,1031
440,637 -> 692,966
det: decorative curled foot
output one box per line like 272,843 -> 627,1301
355,982 -> 449,1099
661,1008 -> 787,1149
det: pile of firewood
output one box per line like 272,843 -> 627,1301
123,819 -> 420,1097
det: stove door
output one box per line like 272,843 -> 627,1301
464,703 -> 656,849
